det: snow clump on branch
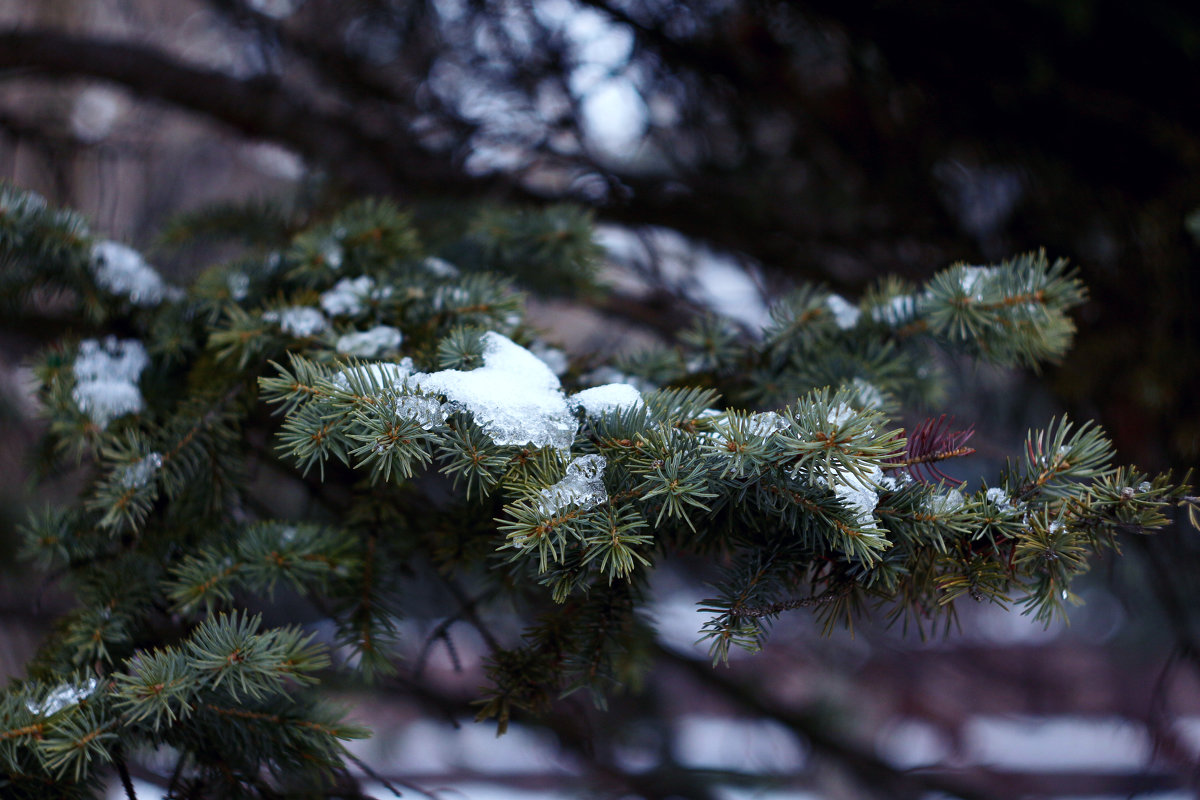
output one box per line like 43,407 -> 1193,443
571,383 -> 645,417
91,240 -> 175,306
335,325 -> 403,357
72,337 -> 150,428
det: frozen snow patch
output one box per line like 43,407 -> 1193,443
871,295 -> 919,327
121,452 -> 163,489
415,332 -> 577,452
333,358 -> 415,393
826,294 -> 861,329
320,276 -> 391,316
571,383 -> 644,417
826,462 -> 884,530
264,307 -> 328,337
390,395 -> 447,431
72,337 -> 149,428
27,678 -> 99,716
852,377 -> 884,409
958,265 -> 995,300
91,240 -> 172,306
227,272 -> 250,301
827,403 -> 856,427
928,488 -> 965,514
422,256 -> 460,278
985,486 -> 1015,512
335,326 -> 403,358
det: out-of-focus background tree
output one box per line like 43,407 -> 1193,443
1,1 -> 1199,798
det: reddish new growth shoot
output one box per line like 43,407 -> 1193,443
885,415 -> 976,485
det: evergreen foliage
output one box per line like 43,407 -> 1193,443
0,182 -> 1194,796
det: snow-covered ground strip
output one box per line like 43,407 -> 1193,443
672,715 -> 806,773
961,716 -> 1151,772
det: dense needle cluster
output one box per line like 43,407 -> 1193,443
0,182 -> 1193,797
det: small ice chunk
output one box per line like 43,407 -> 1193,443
530,343 -> 569,376
336,325 -> 403,358
333,358 -> 415,393
415,332 -> 577,452
928,489 -> 965,514
852,377 -> 884,410
320,276 -> 391,316
72,337 -> 149,428
27,678 -> 99,716
537,454 -> 608,516
264,307 -> 328,337
1137,481 -> 1152,493
826,294 -> 861,329
391,395 -> 447,430
227,272 -> 250,301
571,384 -> 644,417
871,295 -> 919,326
91,240 -> 170,306
878,473 -> 912,492
423,256 -> 460,278
985,487 -> 1015,512
121,452 -> 163,488
746,411 -> 788,437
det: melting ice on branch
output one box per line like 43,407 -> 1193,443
538,454 -> 608,515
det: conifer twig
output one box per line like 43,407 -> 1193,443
727,585 -> 851,619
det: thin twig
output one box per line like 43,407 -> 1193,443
727,585 -> 851,619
